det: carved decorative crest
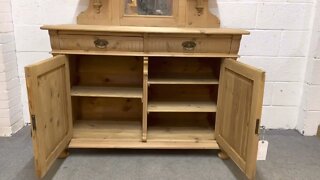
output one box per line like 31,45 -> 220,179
93,0 -> 103,14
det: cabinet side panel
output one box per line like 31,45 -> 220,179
49,30 -> 60,50
230,35 -> 242,55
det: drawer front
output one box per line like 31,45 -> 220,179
146,36 -> 232,53
59,35 -> 144,52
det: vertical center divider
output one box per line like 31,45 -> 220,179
142,57 -> 149,142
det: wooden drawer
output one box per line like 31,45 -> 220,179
146,35 -> 233,54
59,35 -> 144,52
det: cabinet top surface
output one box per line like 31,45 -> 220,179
41,25 -> 250,35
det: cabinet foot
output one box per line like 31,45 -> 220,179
58,149 -> 69,159
218,151 -> 229,160
142,133 -> 147,142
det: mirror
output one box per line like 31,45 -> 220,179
125,0 -> 173,16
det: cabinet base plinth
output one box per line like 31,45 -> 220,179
69,139 -> 220,149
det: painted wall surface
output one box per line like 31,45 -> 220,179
210,0 -> 319,135
1,0 -> 318,136
297,1 -> 320,136
0,0 -> 23,136
210,0 -> 313,131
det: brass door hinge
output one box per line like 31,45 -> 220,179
255,119 -> 260,135
31,115 -> 36,131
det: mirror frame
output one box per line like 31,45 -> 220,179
119,0 -> 182,27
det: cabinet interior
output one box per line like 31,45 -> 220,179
68,55 -> 221,143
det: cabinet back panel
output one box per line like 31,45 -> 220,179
73,56 -> 143,87
76,97 -> 142,121
148,112 -> 215,127
148,112 -> 216,141
149,57 -> 221,78
149,85 -> 218,102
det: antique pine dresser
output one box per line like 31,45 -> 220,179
25,0 -> 265,179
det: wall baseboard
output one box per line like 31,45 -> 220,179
0,120 -> 25,137
0,127 -> 13,137
11,120 -> 25,134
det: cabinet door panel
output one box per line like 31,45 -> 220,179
25,55 -> 72,178
216,58 -> 265,180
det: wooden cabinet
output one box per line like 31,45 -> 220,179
25,1 -> 265,179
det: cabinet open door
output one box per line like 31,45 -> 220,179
25,55 -> 73,178
216,58 -> 265,180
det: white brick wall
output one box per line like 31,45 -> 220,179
212,0 -> 317,133
4,0 -> 319,135
297,0 -> 320,136
0,0 -> 23,136
11,0 -> 88,123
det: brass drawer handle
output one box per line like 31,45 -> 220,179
182,41 -> 197,51
94,39 -> 109,49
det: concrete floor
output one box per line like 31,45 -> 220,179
0,127 -> 320,180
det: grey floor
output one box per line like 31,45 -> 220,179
0,127 -> 320,180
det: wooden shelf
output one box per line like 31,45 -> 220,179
73,120 -> 141,141
148,101 -> 217,112
71,86 -> 143,98
148,126 -> 215,143
148,75 -> 219,85
69,119 -> 219,149
148,117 -> 215,143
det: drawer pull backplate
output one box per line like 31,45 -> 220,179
94,39 -> 109,49
182,41 -> 197,51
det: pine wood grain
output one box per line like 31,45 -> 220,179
146,35 -> 232,54
148,75 -> 219,85
73,120 -> 141,141
148,121 -> 215,142
215,58 -> 265,180
41,25 -> 249,35
71,86 -> 143,99
77,97 -> 142,121
25,55 -> 73,178
29,1 -> 264,178
52,50 -> 240,58
148,101 -> 217,113
59,35 -> 143,52
142,57 -> 148,142
69,139 -> 219,149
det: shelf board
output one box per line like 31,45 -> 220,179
70,120 -> 218,149
148,75 -> 219,85
73,120 -> 141,141
148,101 -> 217,112
71,86 -> 143,98
148,122 -> 215,142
